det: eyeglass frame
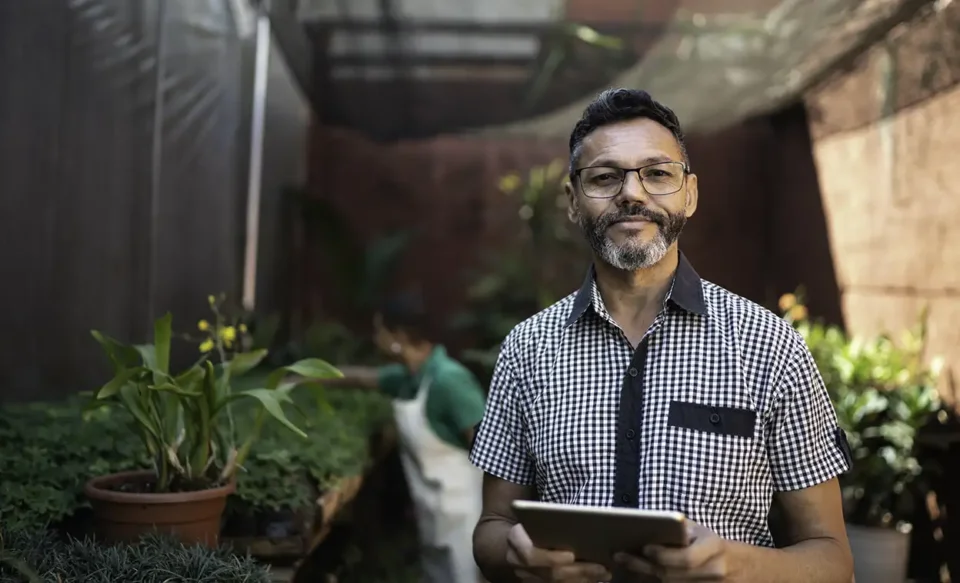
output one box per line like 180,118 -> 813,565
573,161 -> 690,198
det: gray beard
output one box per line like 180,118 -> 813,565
595,229 -> 669,271
573,201 -> 685,272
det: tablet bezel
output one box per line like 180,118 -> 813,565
512,500 -> 689,567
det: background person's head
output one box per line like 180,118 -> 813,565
565,88 -> 698,272
374,291 -> 433,367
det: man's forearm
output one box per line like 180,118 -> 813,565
473,517 -> 519,583
326,366 -> 380,389
727,537 -> 853,583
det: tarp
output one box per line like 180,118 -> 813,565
478,0 -> 935,136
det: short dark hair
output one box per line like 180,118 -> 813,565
379,290 -> 429,342
569,88 -> 688,176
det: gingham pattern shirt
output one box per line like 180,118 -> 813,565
470,254 -> 851,547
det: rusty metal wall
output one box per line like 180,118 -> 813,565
0,0 -> 258,402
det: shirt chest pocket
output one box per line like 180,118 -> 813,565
659,401 -> 766,505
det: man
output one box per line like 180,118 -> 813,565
333,292 -> 487,583
469,89 -> 853,583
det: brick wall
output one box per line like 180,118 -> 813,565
806,2 -> 960,400
301,110 -> 822,351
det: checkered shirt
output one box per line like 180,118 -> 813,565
470,253 -> 851,547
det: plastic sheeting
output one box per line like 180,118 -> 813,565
0,0 -> 309,401
478,0 -> 935,137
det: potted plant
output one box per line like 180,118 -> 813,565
780,293 -> 943,583
85,295 -> 341,547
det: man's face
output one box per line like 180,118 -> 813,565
567,117 -> 698,271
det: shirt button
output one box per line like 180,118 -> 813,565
709,413 -> 721,425
621,493 -> 630,503
626,429 -> 635,439
628,367 -> 638,377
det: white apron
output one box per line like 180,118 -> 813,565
393,373 -> 484,583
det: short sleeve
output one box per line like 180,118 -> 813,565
469,337 -> 535,485
433,369 -> 487,434
767,334 -> 852,492
377,363 -> 408,398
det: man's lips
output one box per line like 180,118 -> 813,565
611,218 -> 653,229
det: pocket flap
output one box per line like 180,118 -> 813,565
668,401 -> 756,438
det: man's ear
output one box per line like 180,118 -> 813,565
565,179 -> 577,223
684,173 -> 699,218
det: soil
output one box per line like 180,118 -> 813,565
107,476 -> 226,494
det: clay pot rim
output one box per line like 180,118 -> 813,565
85,469 -> 236,505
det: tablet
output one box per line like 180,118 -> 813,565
512,500 -> 688,567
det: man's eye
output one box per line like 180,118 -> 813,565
592,173 -> 619,182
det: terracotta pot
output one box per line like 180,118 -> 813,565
85,470 -> 235,547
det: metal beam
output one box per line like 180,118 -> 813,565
328,54 -> 533,68
302,18 -> 667,37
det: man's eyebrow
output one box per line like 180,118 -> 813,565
582,155 -> 676,168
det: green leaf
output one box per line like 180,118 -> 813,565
239,388 -> 307,439
118,384 -> 162,444
175,365 -> 206,394
228,349 -> 268,378
90,331 -> 140,372
135,344 -> 157,370
266,358 -> 343,391
203,361 -> 219,414
153,312 -> 173,374
148,382 -> 201,397
96,367 -> 143,400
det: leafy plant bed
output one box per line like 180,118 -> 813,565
0,387 -> 393,541
0,527 -> 271,583
222,425 -> 397,563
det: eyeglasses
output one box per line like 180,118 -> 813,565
574,161 -> 688,198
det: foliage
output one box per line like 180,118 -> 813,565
0,398 -> 151,532
0,389 -> 392,533
89,296 -> 343,493
452,160 -> 584,376
227,385 -> 393,519
779,292 -> 943,529
0,527 -> 270,583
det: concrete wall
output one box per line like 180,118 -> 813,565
806,3 -> 960,399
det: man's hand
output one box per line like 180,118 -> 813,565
507,523 -> 613,582
615,520 -> 728,581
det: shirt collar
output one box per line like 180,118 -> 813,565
564,252 -> 707,328
415,345 -> 447,382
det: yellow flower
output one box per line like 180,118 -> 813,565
219,326 -> 237,342
207,295 -> 216,306
778,293 -> 797,312
199,339 -> 214,353
788,305 -> 808,322
498,173 -> 522,194
238,323 -> 248,333
197,319 -> 210,331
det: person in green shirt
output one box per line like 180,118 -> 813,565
334,292 -> 487,583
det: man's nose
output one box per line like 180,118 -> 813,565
618,170 -> 650,202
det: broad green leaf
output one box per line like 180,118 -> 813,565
227,349 -> 268,378
90,330 -> 141,372
176,365 -> 206,389
153,312 -> 173,374
239,388 -> 307,439
203,361 -> 219,414
148,382 -> 201,397
96,367 -> 143,400
118,383 -> 162,443
266,358 -> 342,391
135,344 -> 157,370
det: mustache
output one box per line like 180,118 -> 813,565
597,205 -> 668,229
